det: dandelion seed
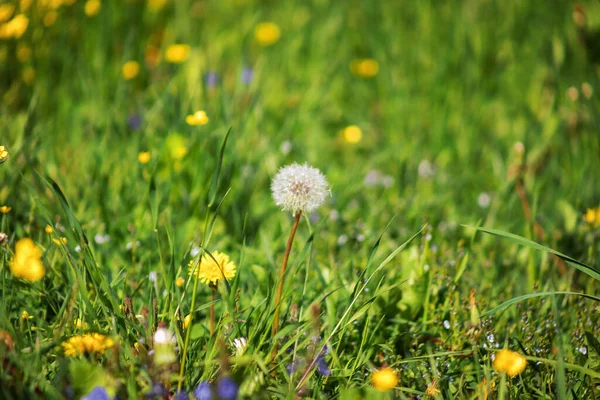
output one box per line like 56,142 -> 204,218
74,245 -> 81,252
280,140 -> 292,155
94,234 -> 110,244
149,271 -> 157,283
0,232 -> 7,245
478,193 -> 491,208
371,367 -> 399,392
271,163 -> 330,215
418,160 -> 435,179
10,238 -> 45,282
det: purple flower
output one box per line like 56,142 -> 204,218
174,390 -> 189,400
127,114 -> 142,130
205,71 -> 219,88
193,382 -> 212,400
82,387 -> 110,400
216,377 -> 238,400
241,67 -> 254,85
316,353 -> 330,376
145,383 -> 168,398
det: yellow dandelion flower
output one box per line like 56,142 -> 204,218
138,151 -> 151,164
122,60 -> 140,80
9,238 -> 45,282
493,349 -> 527,377
22,67 -> 35,85
16,44 -> 31,63
21,311 -> 33,320
426,380 -> 441,397
0,14 -> 29,39
189,250 -> 236,286
165,44 -> 190,64
45,225 -> 54,234
84,0 -> 101,17
0,145 -> 8,163
44,11 -> 58,26
62,333 -> 114,357
185,110 -> 209,126
254,22 -> 280,46
176,277 -> 185,287
342,125 -> 362,144
0,206 -> 11,214
584,207 -> 600,227
0,4 -> 15,24
371,367 -> 399,392
183,314 -> 192,329
350,58 -> 379,78
52,237 -> 67,245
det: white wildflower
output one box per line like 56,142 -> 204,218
153,327 -> 176,345
232,337 -> 248,356
271,163 -> 330,215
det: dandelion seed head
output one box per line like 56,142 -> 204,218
271,163 -> 330,215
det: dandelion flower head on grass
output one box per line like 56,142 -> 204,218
138,151 -> 151,164
350,58 -> 379,78
493,349 -> 527,377
584,206 -> 600,227
0,4 -> 15,23
122,60 -> 140,80
62,333 -> 114,357
10,238 -> 45,282
84,0 -> 101,17
0,14 -> 29,39
342,125 -> 363,144
0,205 -> 11,214
271,163 -> 330,215
189,250 -> 236,285
185,110 -> 209,126
371,367 -> 399,392
254,22 -> 281,46
0,145 -> 8,163
165,44 -> 190,64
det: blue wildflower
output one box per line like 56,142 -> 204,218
174,390 -> 189,400
193,381 -> 212,400
82,387 -> 110,400
127,114 -> 142,130
241,67 -> 253,85
216,377 -> 238,400
316,353 -> 330,376
145,383 -> 168,398
205,71 -> 218,88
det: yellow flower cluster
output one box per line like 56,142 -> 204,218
185,110 -> 209,126
0,145 -> 7,163
10,238 -> 45,282
255,22 -> 281,46
371,367 -> 398,392
188,250 -> 236,286
62,333 -> 114,357
493,349 -> 527,377
584,206 -> 600,227
0,14 -> 28,39
350,58 -> 379,78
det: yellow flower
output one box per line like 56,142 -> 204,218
10,238 -> 45,282
73,318 -> 89,329
254,22 -> 280,46
185,110 -> 209,126
45,225 -> 54,234
16,44 -> 31,62
53,237 -> 67,245
0,145 -> 8,163
183,314 -> 192,329
148,0 -> 167,12
44,11 -> 58,26
371,367 -> 399,392
350,58 -> 379,78
426,380 -> 441,397
21,311 -> 33,320
122,60 -> 140,80
493,349 -> 527,377
0,206 -> 11,214
20,0 -> 32,11
165,44 -> 190,64
189,250 -> 236,286
0,14 -> 29,39
84,0 -> 101,17
138,151 -> 151,164
584,207 -> 600,227
62,333 -> 114,357
0,4 -> 15,23
176,277 -> 185,287
22,67 -> 35,85
342,125 -> 362,144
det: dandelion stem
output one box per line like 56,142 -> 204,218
210,284 -> 216,335
271,211 -> 302,355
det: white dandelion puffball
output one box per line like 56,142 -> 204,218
271,163 -> 330,214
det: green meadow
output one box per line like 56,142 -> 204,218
1,0 -> 600,398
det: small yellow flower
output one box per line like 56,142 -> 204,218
53,237 -> 67,245
45,225 -> 54,234
44,11 -> 58,26
188,250 -> 236,286
350,58 -> 379,78
74,318 -> 89,329
0,145 -> 8,163
0,14 -> 29,39
122,60 -> 140,80
0,206 -> 11,214
138,151 -> 151,164
584,207 -> 600,227
16,44 -> 31,63
371,367 -> 399,392
165,44 -> 190,64
254,22 -> 280,46
22,67 -> 35,85
62,333 -> 114,357
342,125 -> 363,144
176,277 -> 185,287
426,380 -> 441,397
493,349 -> 527,377
183,314 -> 192,329
10,238 -> 45,282
0,4 -> 15,23
21,311 -> 33,320
185,110 -> 209,126
84,0 -> 101,16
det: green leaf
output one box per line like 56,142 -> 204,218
208,127 -> 232,207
